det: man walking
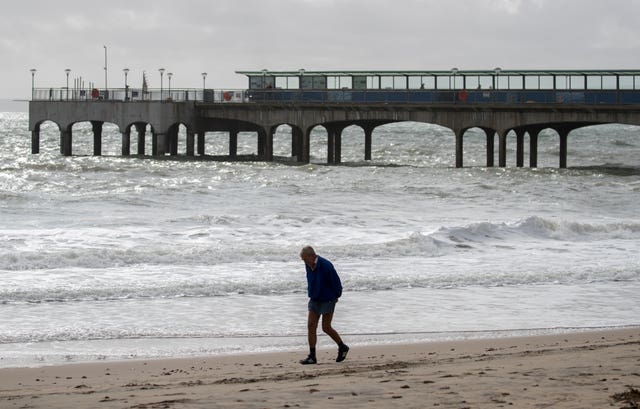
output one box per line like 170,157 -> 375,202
299,245 -> 349,365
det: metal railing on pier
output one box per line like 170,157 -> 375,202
31,88 -> 248,103
31,87 -> 640,105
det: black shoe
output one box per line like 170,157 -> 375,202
336,344 -> 349,362
300,355 -> 317,365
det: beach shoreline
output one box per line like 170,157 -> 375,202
1,327 -> 638,408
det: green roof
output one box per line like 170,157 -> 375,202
236,69 -> 640,77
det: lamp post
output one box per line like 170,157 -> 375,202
298,68 -> 305,89
494,67 -> 502,90
201,72 -> 207,101
159,68 -> 165,100
30,68 -> 37,100
261,68 -> 268,88
167,72 -> 173,99
103,45 -> 108,94
65,68 -> 71,100
451,67 -> 459,89
123,68 -> 129,101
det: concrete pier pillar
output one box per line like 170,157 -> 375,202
168,127 -> 178,156
135,123 -> 146,155
122,130 -> 131,156
301,128 -> 311,164
152,132 -> 158,156
292,127 -> 303,161
498,131 -> 507,167
529,130 -> 539,168
186,132 -> 195,156
515,129 -> 525,167
155,133 -> 167,156
485,129 -> 495,167
327,130 -> 335,164
326,125 -> 343,164
61,127 -> 72,156
91,121 -> 103,156
364,126 -> 373,161
264,129 -> 274,161
31,128 -> 40,154
257,130 -> 265,158
558,129 -> 569,169
197,132 -> 205,156
455,129 -> 464,168
229,129 -> 238,158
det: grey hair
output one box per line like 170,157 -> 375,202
300,245 -> 316,256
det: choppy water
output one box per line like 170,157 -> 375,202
1,102 -> 639,367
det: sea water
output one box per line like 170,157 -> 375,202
0,102 -> 639,367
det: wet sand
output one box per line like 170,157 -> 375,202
1,328 -> 639,408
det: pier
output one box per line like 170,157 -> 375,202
29,69 -> 640,167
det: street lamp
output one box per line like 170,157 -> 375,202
159,68 -> 165,100
298,68 -> 305,89
30,68 -> 37,100
261,68 -> 268,88
201,72 -> 207,101
65,68 -> 71,100
123,68 -> 130,100
451,67 -> 459,89
494,67 -> 502,90
167,72 -> 173,99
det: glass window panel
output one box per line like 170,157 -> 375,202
421,76 -> 436,89
587,76 -> 602,89
619,76 -> 634,90
465,76 -> 479,90
408,76 -> 422,89
393,76 -> 407,89
380,76 -> 394,89
570,76 -> 585,89
524,76 -> 539,89
539,76 -> 554,89
602,76 -> 617,90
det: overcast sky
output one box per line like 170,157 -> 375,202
3,0 -> 640,98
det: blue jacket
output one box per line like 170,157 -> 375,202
306,256 -> 343,302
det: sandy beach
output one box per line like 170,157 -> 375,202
0,328 -> 638,408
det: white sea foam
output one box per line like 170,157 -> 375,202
0,112 -> 639,366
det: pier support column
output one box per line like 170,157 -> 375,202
326,125 -> 343,164
229,129 -> 238,158
529,130 -> 539,168
31,128 -> 40,154
301,128 -> 311,163
292,127 -> 303,161
152,132 -> 158,156
455,129 -> 464,168
515,129 -> 525,167
186,131 -> 195,156
297,128 -> 311,164
197,132 -> 205,156
498,131 -> 507,167
363,125 -> 373,161
122,130 -> 131,156
484,129 -> 495,167
155,133 -> 167,156
135,123 -> 146,155
91,121 -> 103,156
265,129 -> 274,161
257,129 -> 265,159
61,127 -> 72,156
168,127 -> 178,156
558,129 -> 569,169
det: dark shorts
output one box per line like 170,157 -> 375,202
308,299 -> 336,315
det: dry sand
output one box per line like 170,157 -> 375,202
1,328 -> 639,408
